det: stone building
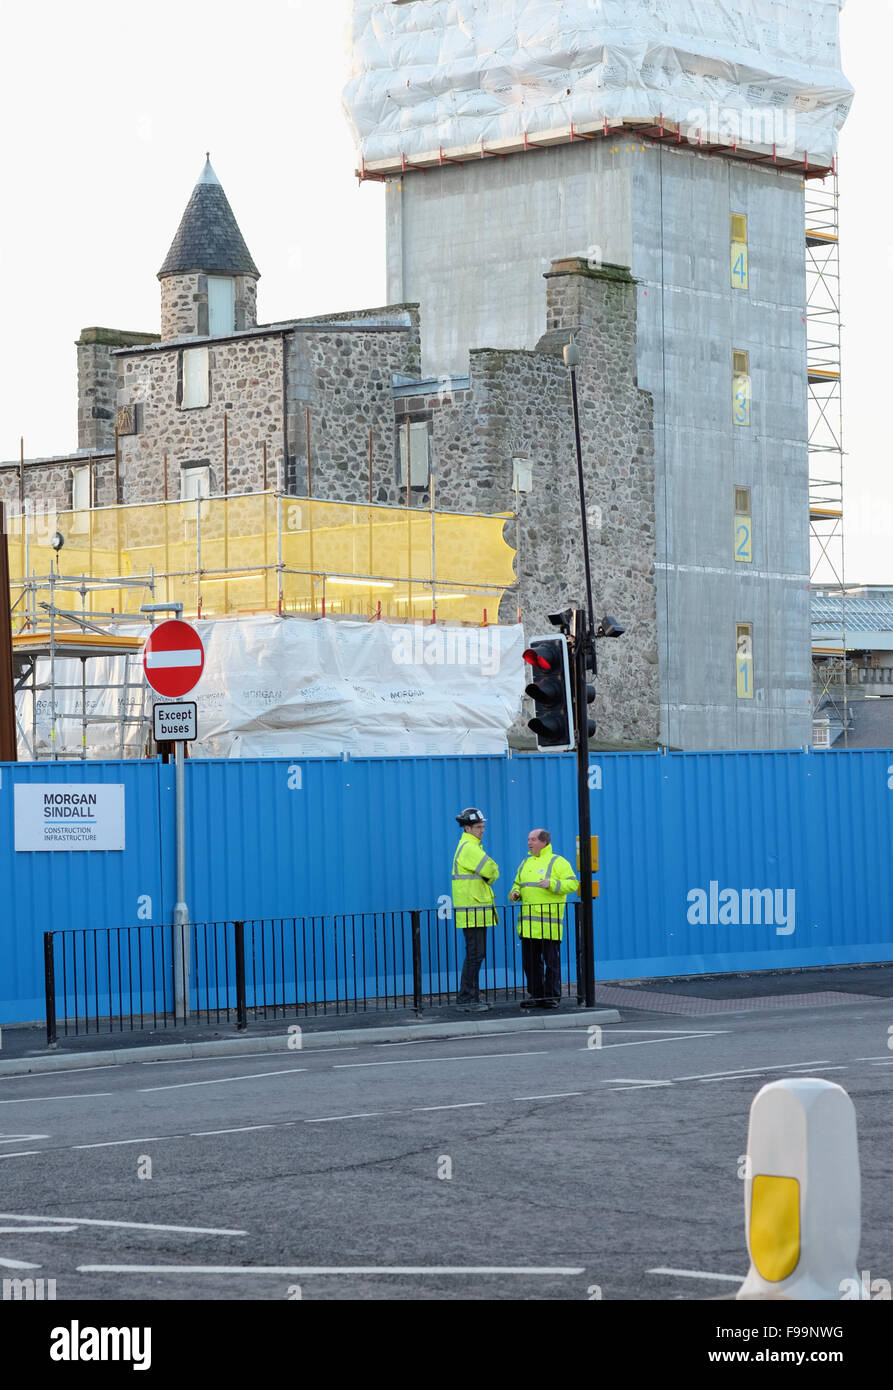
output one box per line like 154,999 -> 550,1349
1,157 -> 660,748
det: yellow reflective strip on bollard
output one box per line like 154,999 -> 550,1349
750,1174 -> 801,1282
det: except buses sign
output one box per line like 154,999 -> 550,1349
142,620 -> 205,699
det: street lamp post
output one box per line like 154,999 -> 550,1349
562,338 -> 625,1007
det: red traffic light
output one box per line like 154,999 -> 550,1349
523,648 -> 552,671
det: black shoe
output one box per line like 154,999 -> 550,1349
540,1000 -> 560,1009
519,997 -> 541,1009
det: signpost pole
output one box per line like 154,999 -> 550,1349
173,738 -> 189,1021
140,602 -> 198,1024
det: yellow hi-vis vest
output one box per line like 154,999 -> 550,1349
512,845 -> 579,940
451,831 -> 499,929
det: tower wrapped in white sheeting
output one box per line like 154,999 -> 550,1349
344,0 -> 852,173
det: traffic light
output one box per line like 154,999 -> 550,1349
579,674 -> 596,741
523,636 -> 574,751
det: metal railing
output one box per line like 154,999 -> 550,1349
43,906 -> 583,1042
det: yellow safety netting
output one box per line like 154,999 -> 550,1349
7,493 -> 516,626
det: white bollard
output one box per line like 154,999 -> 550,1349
737,1078 -> 860,1301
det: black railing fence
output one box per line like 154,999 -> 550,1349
44,904 -> 583,1042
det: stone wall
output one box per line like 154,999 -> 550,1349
388,260 -> 659,745
159,273 -> 259,340
77,328 -> 160,450
114,333 -> 286,503
286,309 -> 422,500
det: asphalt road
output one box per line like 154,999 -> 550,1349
1,1002 -> 891,1302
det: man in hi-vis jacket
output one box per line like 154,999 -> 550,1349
509,828 -> 579,1009
451,807 -> 499,1012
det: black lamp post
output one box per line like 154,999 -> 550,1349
562,337 -> 624,1007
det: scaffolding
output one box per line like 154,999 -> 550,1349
806,172 -> 847,745
10,571 -> 155,760
5,492 -> 516,628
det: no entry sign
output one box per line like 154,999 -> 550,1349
143,620 -> 205,698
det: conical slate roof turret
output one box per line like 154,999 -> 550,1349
158,155 -> 260,280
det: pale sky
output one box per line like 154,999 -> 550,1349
1,0 -> 889,580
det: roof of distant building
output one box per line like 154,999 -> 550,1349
158,155 -> 260,281
812,595 -> 893,631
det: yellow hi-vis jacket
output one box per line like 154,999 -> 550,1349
512,844 -> 579,940
451,831 -> 499,929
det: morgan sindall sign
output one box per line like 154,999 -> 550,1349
14,784 -> 125,852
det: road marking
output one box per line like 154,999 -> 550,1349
305,1112 -> 390,1123
139,1068 -> 307,1092
0,1212 -> 247,1236
78,1263 -> 586,1276
856,1056 -> 892,1062
647,1266 -> 741,1283
0,1256 -> 41,1269
141,1047 -> 359,1065
72,1138 -> 173,1150
513,1092 -> 584,1101
868,1059 -> 893,1065
413,1102 -> 487,1112
190,1126 -> 276,1137
1,1065 -> 117,1077
0,1225 -> 76,1233
0,1092 -> 113,1106
607,1080 -> 673,1091
580,1035 -> 727,1052
0,1151 -> 44,1160
0,1136 -> 49,1145
675,1059 -> 832,1081
335,1051 -> 550,1069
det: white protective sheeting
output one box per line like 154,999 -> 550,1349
16,616 -> 526,760
344,0 -> 852,167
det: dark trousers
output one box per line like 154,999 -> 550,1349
521,936 -> 561,1001
458,927 -> 487,1002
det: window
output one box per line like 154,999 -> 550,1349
734,486 -> 752,563
732,350 -> 751,427
208,277 -> 235,336
731,213 -> 748,291
71,464 -> 92,534
398,421 -> 430,489
180,346 -> 210,409
512,457 -> 533,494
180,463 -> 211,502
736,623 -> 754,700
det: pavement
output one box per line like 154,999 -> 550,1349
2,959 -> 891,1075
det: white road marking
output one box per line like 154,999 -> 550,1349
190,1126 -> 275,1137
72,1138 -> 173,1150
0,1256 -> 41,1269
601,1029 -> 729,1035
609,1082 -> 674,1092
0,1092 -> 112,1106
335,1051 -> 550,1069
142,1047 -> 358,1065
580,1035 -> 727,1052
1,1065 -> 117,1077
413,1102 -> 487,1112
139,1068 -> 307,1092
0,1225 -> 76,1233
0,1212 -> 247,1236
648,1266 -> 741,1282
856,1056 -> 892,1062
78,1263 -> 585,1276
675,1060 -> 832,1081
0,1151 -> 44,1159
513,1092 -> 584,1101
869,1059 -> 893,1065
0,1135 -> 48,1145
305,1112 -> 390,1123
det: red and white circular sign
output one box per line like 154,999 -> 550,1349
142,620 -> 205,699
